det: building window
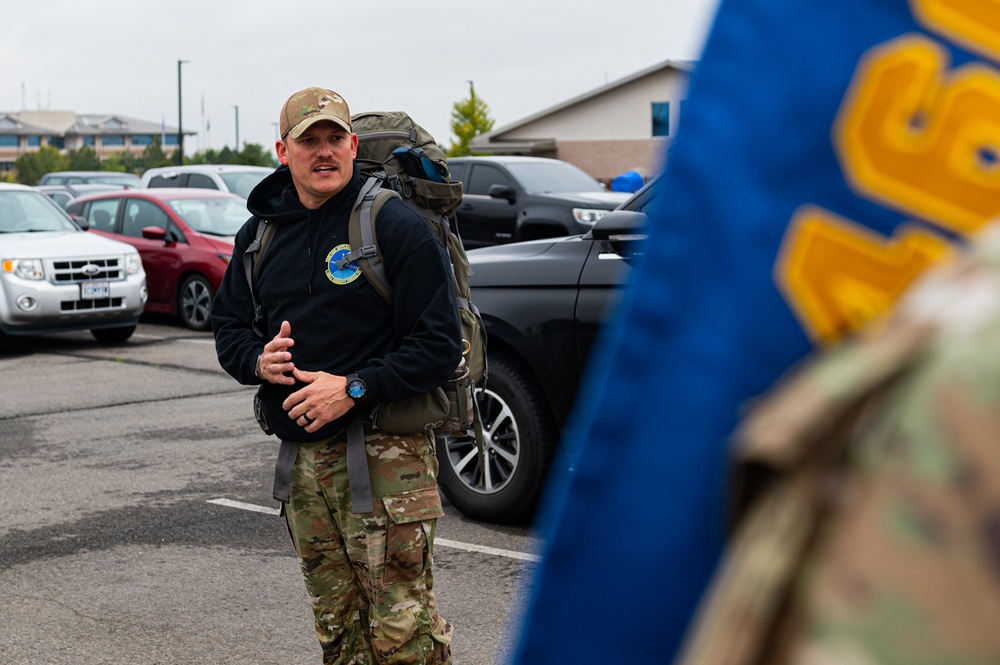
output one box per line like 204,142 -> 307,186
132,134 -> 153,146
164,134 -> 179,146
102,135 -> 125,147
48,136 -> 65,149
0,161 -> 14,171
27,135 -> 40,147
0,136 -> 17,147
652,102 -> 670,137
83,135 -> 95,146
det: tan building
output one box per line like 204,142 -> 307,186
470,59 -> 694,184
0,110 -> 192,174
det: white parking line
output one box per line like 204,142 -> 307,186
131,334 -> 214,344
208,498 -> 279,515
435,538 -> 541,562
207,498 -> 542,562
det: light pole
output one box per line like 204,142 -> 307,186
177,60 -> 189,165
231,105 -> 240,152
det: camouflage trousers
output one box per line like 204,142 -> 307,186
284,427 -> 453,665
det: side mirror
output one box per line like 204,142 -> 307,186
70,214 -> 89,231
488,184 -> 516,203
142,226 -> 168,241
591,210 -> 648,240
591,210 -> 648,257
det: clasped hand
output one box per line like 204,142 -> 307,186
257,320 -> 355,432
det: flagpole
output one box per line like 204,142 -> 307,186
177,59 -> 189,165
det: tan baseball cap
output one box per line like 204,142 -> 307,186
279,87 -> 352,139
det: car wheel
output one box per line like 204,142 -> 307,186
436,352 -> 558,524
90,324 -> 136,344
179,274 -> 214,331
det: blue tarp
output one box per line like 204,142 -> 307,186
610,169 -> 644,193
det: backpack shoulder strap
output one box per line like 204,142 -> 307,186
337,177 -> 399,304
242,217 -> 277,338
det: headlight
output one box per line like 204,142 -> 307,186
573,208 -> 610,225
217,252 -> 232,265
125,252 -> 143,276
2,258 -> 44,280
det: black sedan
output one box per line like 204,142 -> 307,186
437,176 -> 660,523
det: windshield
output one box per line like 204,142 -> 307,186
167,198 -> 250,237
0,190 -> 81,233
219,170 -> 270,199
505,161 -> 607,194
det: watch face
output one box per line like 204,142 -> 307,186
348,381 -> 365,399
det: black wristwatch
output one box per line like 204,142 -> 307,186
346,373 -> 367,403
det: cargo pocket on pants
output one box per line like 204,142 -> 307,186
381,486 -> 445,586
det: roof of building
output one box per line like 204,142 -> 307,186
472,59 -> 696,147
0,114 -> 59,136
71,114 -> 181,135
0,111 -> 187,136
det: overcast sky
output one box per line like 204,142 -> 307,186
3,0 -> 721,157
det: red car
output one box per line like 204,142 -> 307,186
66,188 -> 249,330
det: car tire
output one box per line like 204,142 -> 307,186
436,352 -> 558,524
179,274 -> 214,331
90,324 -> 136,344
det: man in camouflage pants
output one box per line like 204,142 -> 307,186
288,430 -> 451,663
676,224 -> 1000,664
212,87 -> 459,664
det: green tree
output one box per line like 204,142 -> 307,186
99,154 -> 129,174
67,145 -> 101,171
237,142 -> 277,167
135,138 -> 173,172
187,142 -> 276,168
188,148 -> 221,165
447,81 -> 495,157
14,145 -> 68,185
190,146 -> 235,165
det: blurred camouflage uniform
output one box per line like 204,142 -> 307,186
676,224 -> 1000,665
286,427 -> 452,665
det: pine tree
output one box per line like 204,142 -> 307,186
447,81 -> 495,157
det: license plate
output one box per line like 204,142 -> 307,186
81,281 -> 110,300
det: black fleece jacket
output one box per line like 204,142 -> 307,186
211,164 -> 462,442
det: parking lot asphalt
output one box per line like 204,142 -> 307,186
0,316 -> 540,665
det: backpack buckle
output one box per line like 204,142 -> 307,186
251,305 -> 265,338
335,244 -> 378,270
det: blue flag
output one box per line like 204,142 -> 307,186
510,0 -> 1000,662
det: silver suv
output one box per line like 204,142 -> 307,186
139,164 -> 272,199
0,184 -> 147,344
39,171 -> 141,187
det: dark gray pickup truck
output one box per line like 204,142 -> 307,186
447,156 -> 630,249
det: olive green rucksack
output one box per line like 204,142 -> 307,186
349,111 -> 486,390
